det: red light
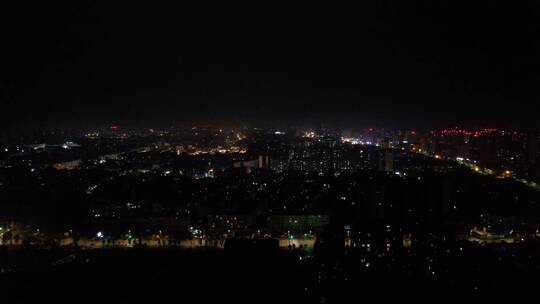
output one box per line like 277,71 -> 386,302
438,128 -> 497,137
110,125 -> 118,130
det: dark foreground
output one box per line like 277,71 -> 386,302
1,245 -> 540,303
1,247 -> 308,303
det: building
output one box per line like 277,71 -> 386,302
378,150 -> 394,173
267,215 -> 330,234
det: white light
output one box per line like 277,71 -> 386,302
456,157 -> 464,161
97,231 -> 103,238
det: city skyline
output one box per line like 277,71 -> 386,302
2,2 -> 540,302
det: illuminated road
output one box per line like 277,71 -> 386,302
9,236 -> 318,250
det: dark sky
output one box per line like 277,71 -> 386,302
2,2 -> 540,129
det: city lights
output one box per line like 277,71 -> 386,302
2,4 -> 539,301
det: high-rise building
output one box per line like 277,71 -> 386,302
379,150 -> 394,173
258,155 -> 270,168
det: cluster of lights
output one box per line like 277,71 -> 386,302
187,146 -> 246,155
303,131 -> 316,138
235,133 -> 246,140
340,137 -> 371,145
84,132 -> 99,138
189,227 -> 203,237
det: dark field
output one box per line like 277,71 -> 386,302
2,244 -> 540,303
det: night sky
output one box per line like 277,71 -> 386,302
2,2 -> 540,129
